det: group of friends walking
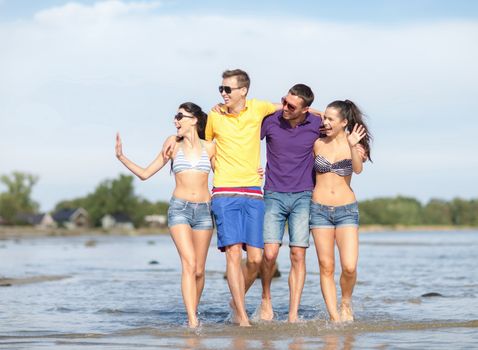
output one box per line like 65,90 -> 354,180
115,69 -> 372,328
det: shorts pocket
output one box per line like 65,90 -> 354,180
169,199 -> 188,212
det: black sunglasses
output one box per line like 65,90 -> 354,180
281,97 -> 298,112
218,85 -> 242,94
174,112 -> 195,121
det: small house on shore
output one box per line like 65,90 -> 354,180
52,208 -> 90,229
101,213 -> 134,230
144,214 -> 167,227
15,213 -> 57,229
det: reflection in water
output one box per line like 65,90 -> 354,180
322,334 -> 355,350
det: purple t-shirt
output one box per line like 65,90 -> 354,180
261,111 -> 322,192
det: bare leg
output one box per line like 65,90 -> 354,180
288,246 -> 306,323
191,229 -> 213,306
229,245 -> 263,325
243,245 -> 263,292
225,244 -> 250,326
312,228 -> 340,322
260,243 -> 280,320
169,224 -> 199,328
335,226 -> 359,321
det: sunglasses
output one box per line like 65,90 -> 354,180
218,85 -> 242,94
281,97 -> 297,112
174,112 -> 195,121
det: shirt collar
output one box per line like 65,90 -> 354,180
279,111 -> 312,126
220,100 -> 249,117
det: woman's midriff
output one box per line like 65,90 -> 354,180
312,173 -> 356,206
172,171 -> 211,203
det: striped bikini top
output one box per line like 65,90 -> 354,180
314,154 -> 353,177
172,142 -> 211,174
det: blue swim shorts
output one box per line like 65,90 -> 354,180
211,187 -> 265,252
167,197 -> 213,230
309,201 -> 359,229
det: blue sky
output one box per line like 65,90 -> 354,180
0,0 -> 477,211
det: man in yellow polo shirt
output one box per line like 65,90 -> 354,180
207,69 -> 279,327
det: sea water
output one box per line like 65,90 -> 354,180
0,230 -> 477,349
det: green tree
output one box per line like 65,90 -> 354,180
359,196 -> 423,225
0,171 -> 39,223
422,199 -> 452,225
450,198 -> 478,226
84,174 -> 138,226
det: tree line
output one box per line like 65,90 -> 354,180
1,171 -> 477,227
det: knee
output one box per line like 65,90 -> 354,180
182,259 -> 197,275
290,249 -> 305,266
341,264 -> 357,277
263,250 -> 278,264
247,255 -> 263,270
195,267 -> 205,280
319,260 -> 335,277
225,245 -> 243,264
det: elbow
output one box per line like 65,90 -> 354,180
353,168 -> 363,175
138,173 -> 149,181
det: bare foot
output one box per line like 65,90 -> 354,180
340,302 -> 354,322
288,314 -> 299,323
259,298 -> 273,321
229,299 -> 251,326
188,317 -> 199,329
239,319 -> 251,327
228,300 -> 240,324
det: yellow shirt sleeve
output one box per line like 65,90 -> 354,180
205,112 -> 215,141
255,99 -> 277,120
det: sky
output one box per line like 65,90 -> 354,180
0,0 -> 477,211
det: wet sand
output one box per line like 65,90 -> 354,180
0,224 -> 475,239
0,275 -> 70,287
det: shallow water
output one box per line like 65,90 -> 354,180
1,230 -> 477,349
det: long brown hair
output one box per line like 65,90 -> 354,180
327,100 -> 372,161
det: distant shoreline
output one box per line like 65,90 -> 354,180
0,225 -> 477,239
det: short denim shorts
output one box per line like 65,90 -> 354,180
309,201 -> 359,229
167,197 -> 213,230
263,190 -> 312,247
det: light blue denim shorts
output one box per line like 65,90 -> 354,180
309,201 -> 359,229
263,190 -> 312,247
167,197 -> 213,230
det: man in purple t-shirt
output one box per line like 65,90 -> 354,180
259,84 -> 322,322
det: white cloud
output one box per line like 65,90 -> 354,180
34,0 -> 161,24
0,1 -> 477,210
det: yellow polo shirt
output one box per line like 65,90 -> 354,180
206,99 -> 276,187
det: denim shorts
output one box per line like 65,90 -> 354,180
263,190 -> 312,247
167,197 -> 213,230
211,194 -> 265,251
309,201 -> 359,229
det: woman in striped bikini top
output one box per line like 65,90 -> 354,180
115,102 -> 215,329
172,141 -> 212,174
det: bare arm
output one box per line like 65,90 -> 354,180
204,141 -> 216,172
347,125 -> 367,174
161,135 -> 177,158
116,133 -> 170,180
308,107 -> 323,118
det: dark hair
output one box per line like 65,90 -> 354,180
222,69 -> 250,91
327,99 -> 373,161
171,102 -> 208,174
288,84 -> 314,107
178,102 -> 207,140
